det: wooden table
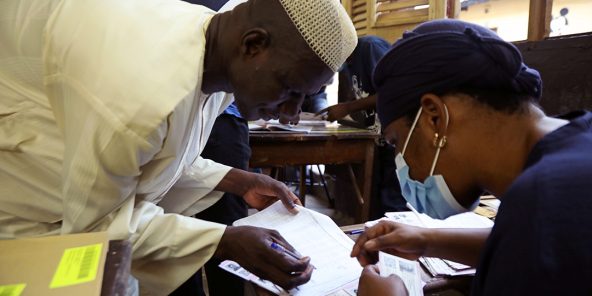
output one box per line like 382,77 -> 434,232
249,126 -> 379,223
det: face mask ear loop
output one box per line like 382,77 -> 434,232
429,104 -> 450,176
402,107 -> 423,157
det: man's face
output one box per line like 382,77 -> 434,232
229,48 -> 334,124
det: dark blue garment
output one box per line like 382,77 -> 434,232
182,0 -> 226,11
340,36 -> 390,128
221,102 -> 243,118
472,111 -> 592,295
345,35 -> 391,100
302,86 -> 329,113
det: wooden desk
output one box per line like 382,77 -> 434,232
101,240 -> 132,296
340,225 -> 473,295
249,126 -> 379,223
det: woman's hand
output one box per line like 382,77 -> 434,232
351,220 -> 429,266
357,265 -> 408,296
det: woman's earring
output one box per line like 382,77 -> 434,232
433,133 -> 447,148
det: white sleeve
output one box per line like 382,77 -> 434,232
42,0 -> 227,292
45,76 -> 226,295
158,157 -> 233,216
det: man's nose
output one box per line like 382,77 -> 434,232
278,105 -> 300,124
278,102 -> 302,124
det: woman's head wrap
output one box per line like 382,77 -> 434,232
374,19 -> 542,127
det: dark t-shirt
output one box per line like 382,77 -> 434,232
472,111 -> 592,295
183,0 -> 226,11
339,36 -> 390,127
344,36 -> 390,99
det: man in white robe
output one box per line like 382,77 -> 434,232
0,0 -> 357,294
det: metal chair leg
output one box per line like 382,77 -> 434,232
316,165 -> 334,208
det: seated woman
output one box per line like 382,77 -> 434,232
353,19 -> 592,295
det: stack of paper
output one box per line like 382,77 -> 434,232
419,257 -> 475,277
476,196 -> 501,218
220,201 -> 362,295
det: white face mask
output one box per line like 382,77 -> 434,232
394,105 -> 478,219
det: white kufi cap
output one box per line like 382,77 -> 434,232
277,0 -> 358,72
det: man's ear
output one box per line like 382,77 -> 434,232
419,93 -> 449,136
240,28 -> 270,57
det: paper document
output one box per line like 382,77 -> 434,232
221,201 -> 362,295
383,211 -> 494,229
248,121 -> 314,133
325,279 -> 358,296
378,252 -> 423,296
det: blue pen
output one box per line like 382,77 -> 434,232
270,242 -> 316,270
270,242 -> 303,260
346,229 -> 364,235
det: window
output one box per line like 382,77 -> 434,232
550,0 -> 592,37
458,0 -> 592,42
459,0 -> 530,42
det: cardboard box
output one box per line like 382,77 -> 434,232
0,232 -> 108,296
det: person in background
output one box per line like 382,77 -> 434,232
302,86 -> 330,114
550,7 -> 569,36
352,19 -> 592,295
320,36 -> 407,219
321,36 -> 387,125
0,0 -> 357,294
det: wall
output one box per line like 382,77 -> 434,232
516,34 -> 592,115
459,0 -> 592,41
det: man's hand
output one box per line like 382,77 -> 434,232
216,169 -> 301,212
214,226 -> 313,290
242,173 -> 301,212
351,221 -> 429,266
316,102 -> 351,122
357,265 -> 409,296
